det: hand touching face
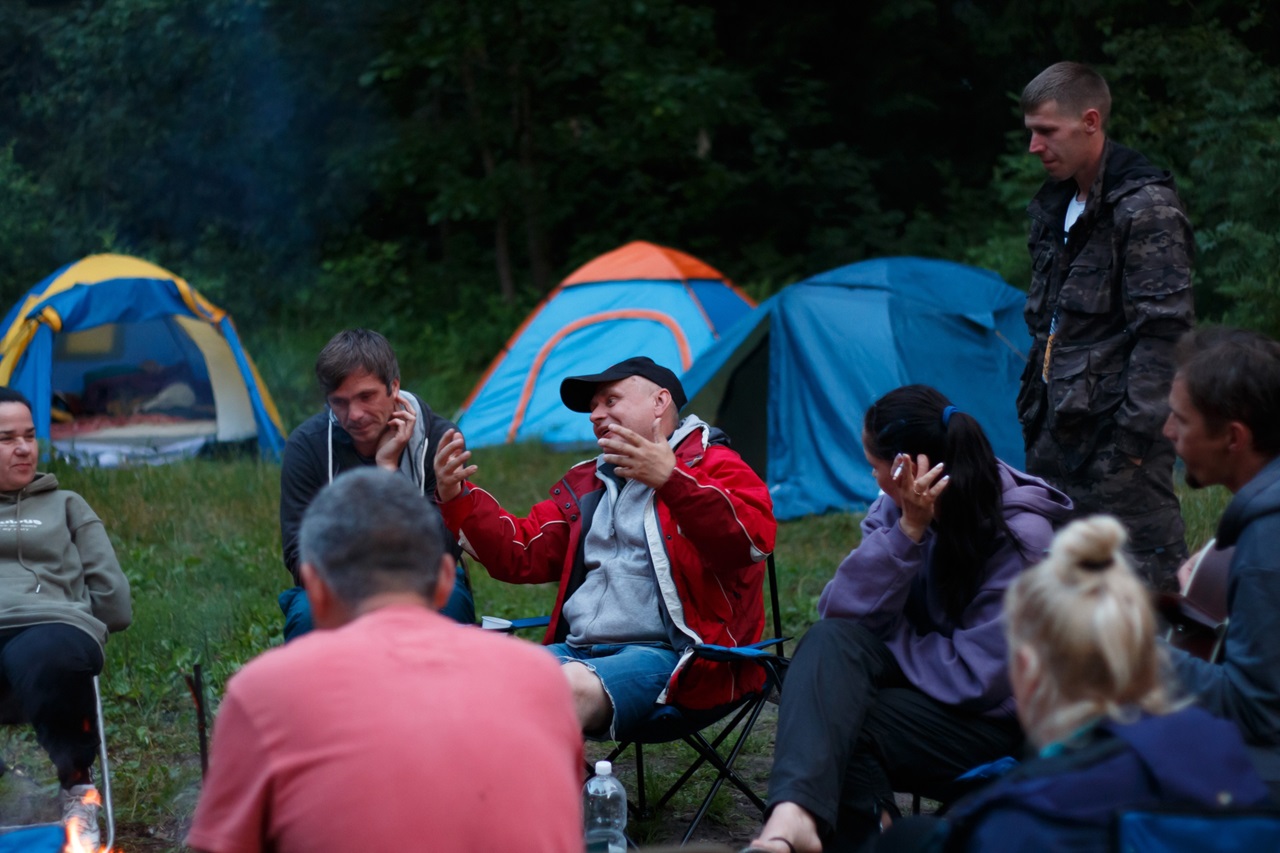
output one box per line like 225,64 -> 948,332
597,419 -> 676,489
862,432 -> 949,543
374,392 -> 417,470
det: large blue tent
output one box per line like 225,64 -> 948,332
682,256 -> 1030,520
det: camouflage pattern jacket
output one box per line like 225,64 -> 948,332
1017,140 -> 1195,472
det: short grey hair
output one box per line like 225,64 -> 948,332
299,467 -> 449,606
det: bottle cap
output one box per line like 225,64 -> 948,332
595,760 -> 612,776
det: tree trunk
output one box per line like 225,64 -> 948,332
459,51 -> 516,302
493,213 -> 515,302
516,78 -> 552,292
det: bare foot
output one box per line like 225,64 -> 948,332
746,801 -> 823,853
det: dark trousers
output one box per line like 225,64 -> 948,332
767,619 -> 1021,853
0,623 -> 104,788
1027,425 -> 1188,591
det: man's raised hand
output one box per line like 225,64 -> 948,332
598,418 -> 674,489
433,428 -> 477,502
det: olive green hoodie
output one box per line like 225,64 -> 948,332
0,472 -> 131,647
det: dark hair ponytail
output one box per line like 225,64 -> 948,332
864,385 -> 1024,620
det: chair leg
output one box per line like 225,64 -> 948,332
94,675 -> 115,853
605,741 -> 650,819
654,700 -> 759,813
681,702 -> 772,843
646,696 -> 773,844
654,704 -> 744,812
0,678 -> 112,839
634,743 -> 648,817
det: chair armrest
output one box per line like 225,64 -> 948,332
692,639 -> 790,660
688,642 -> 789,681
508,615 -> 551,632
688,642 -> 790,694
478,615 -> 550,634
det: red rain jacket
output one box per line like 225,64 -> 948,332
439,421 -> 776,710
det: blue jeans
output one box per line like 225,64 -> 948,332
278,561 -> 476,642
546,642 -> 679,739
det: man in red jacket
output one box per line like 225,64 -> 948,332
435,356 -> 776,738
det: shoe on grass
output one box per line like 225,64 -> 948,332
61,783 -> 102,852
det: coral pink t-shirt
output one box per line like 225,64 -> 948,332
187,605 -> 584,853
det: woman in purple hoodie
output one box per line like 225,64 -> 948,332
746,385 -> 1072,853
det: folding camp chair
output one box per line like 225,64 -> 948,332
603,627 -> 788,843
511,554 -> 789,843
0,675 -> 115,851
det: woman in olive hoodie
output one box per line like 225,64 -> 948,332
0,386 -> 131,848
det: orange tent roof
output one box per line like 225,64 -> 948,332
561,240 -> 728,286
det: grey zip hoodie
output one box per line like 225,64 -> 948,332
0,472 -> 131,647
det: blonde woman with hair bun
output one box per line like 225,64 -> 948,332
882,516 -> 1271,851
1005,515 -> 1172,748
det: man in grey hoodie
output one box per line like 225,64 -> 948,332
0,386 -> 131,849
1163,326 -> 1280,801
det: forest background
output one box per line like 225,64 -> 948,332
3,0 -> 1279,426
0,2 -> 1272,845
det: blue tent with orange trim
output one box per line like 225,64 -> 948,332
456,241 -> 754,446
681,256 -> 1031,520
0,254 -> 286,464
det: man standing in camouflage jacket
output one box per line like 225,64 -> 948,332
1016,61 -> 1195,590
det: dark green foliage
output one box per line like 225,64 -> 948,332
0,0 -> 1278,359
1104,20 -> 1280,337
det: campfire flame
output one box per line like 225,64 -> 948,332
63,786 -> 112,853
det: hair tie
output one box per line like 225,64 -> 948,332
942,405 -> 958,427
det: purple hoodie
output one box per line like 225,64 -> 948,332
818,461 -> 1072,718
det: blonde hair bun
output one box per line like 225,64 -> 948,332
1005,513 -> 1173,747
1050,515 -> 1129,575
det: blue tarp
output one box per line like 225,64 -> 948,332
0,826 -> 64,853
682,256 -> 1031,520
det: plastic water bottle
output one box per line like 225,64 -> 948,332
584,759 -> 627,853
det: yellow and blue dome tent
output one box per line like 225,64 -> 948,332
0,254 -> 285,464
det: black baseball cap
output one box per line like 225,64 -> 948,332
560,356 -> 688,413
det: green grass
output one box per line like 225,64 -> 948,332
0,446 -> 1233,848
1176,477 -> 1232,552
